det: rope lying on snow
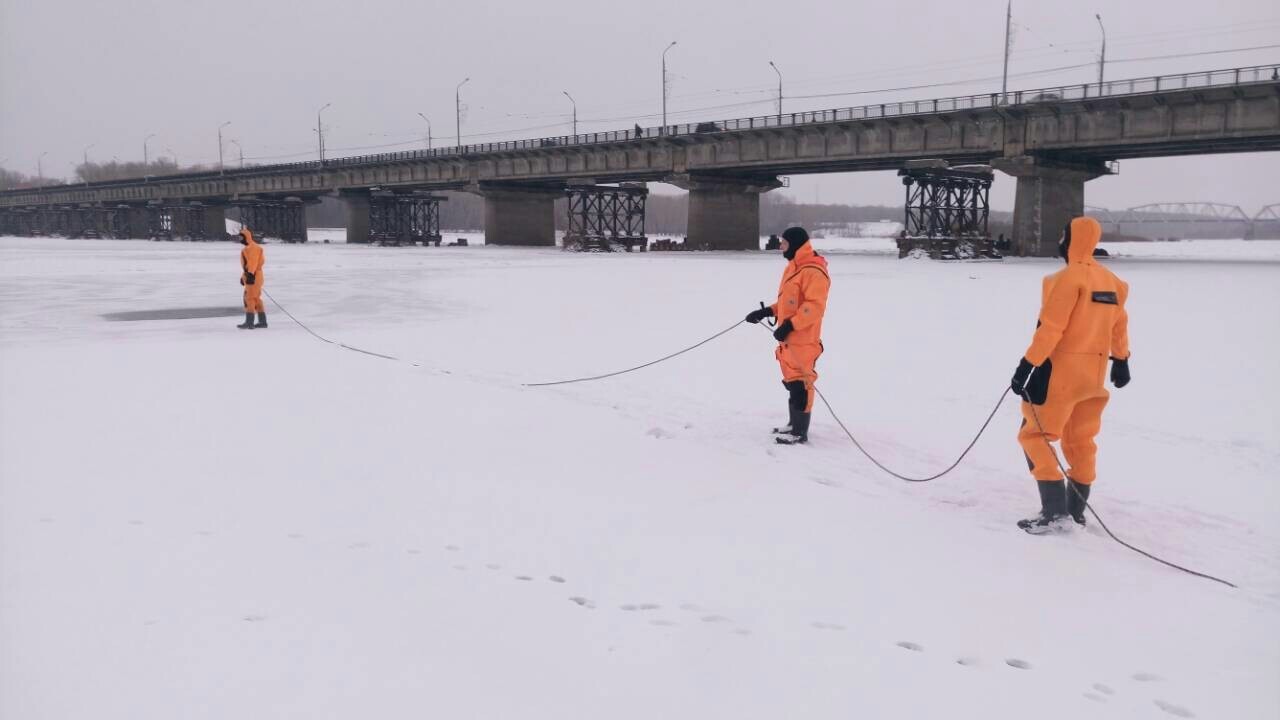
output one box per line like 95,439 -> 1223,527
264,289 -> 422,366
263,294 -> 1238,588
1026,402 -> 1238,589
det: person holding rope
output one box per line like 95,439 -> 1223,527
1010,216 -> 1131,534
745,226 -> 831,445
237,227 -> 267,330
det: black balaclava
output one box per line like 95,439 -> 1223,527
1058,221 -> 1072,263
781,226 -> 809,260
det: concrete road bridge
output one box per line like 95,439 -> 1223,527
2,64 -> 1278,255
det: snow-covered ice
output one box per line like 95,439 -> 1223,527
1,235 -> 1277,719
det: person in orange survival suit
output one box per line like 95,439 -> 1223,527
237,227 -> 267,329
745,226 -> 831,445
1010,216 -> 1131,534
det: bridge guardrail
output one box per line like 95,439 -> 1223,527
5,64 -> 1279,197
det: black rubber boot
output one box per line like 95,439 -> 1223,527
1067,479 -> 1091,526
776,412 -> 810,445
237,312 -> 255,329
1017,479 -> 1069,534
255,312 -> 268,328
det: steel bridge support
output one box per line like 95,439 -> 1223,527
994,156 -> 1110,257
369,191 -> 446,246
897,162 -> 995,259
237,198 -> 310,243
563,183 -> 648,251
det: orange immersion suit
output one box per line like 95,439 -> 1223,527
1018,217 -> 1130,485
240,228 -> 265,313
770,242 -> 831,412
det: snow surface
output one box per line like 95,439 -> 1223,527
1,235 -> 1277,719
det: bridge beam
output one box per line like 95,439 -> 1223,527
993,156 -> 1109,257
481,188 -> 559,247
673,175 -> 782,251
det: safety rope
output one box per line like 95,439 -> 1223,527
1025,400 -> 1238,589
264,289 -> 422,367
521,321 -> 745,387
262,292 -> 1239,588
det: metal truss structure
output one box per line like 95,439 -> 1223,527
367,191 -> 445,246
897,163 -> 995,259
237,199 -> 309,243
563,183 -> 648,252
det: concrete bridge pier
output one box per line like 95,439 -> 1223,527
994,156 -> 1110,257
481,188 -> 559,246
675,175 -> 781,250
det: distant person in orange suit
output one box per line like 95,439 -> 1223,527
237,227 -> 267,329
1010,216 -> 1131,533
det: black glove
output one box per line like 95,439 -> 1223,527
1012,357 -> 1052,405
773,319 -> 794,342
239,277 -> 244,286
745,306 -> 774,324
245,272 -> 256,286
1110,357 -> 1131,388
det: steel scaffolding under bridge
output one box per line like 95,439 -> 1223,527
897,160 -> 996,259
366,190 -> 446,246
563,183 -> 648,252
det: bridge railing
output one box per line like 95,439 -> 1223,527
5,64 -> 1279,197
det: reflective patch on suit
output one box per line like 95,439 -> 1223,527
1091,291 -> 1118,305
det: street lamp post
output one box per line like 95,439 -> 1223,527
144,133 -> 156,166
562,91 -> 577,137
662,41 -> 677,133
166,147 -> 178,169
82,144 -> 95,183
769,60 -> 783,117
456,78 -> 470,148
417,112 -> 432,151
230,139 -> 244,168
1095,14 -> 1107,92
38,151 -> 48,183
316,103 -> 331,162
217,121 -> 231,174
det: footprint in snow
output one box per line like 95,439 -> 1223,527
452,564 -> 467,571
242,614 -> 267,622
811,477 -> 843,488
548,575 -> 566,583
896,641 -> 924,652
1132,672 -> 1163,682
1005,658 -> 1033,670
406,548 -> 421,555
1083,692 -> 1107,703
812,622 -> 846,631
650,619 -> 677,627
679,603 -> 704,612
1092,683 -> 1115,695
514,575 -> 533,581
700,614 -> 729,624
732,628 -> 752,636
646,427 -> 675,440
1154,700 -> 1195,717
620,603 -> 661,611
569,596 -> 595,609
956,657 -> 979,667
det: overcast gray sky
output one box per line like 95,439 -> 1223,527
2,0 -> 1277,212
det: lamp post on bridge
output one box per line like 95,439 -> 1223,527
166,147 -> 177,170
1095,14 -> 1107,93
456,78 -> 470,149
217,121 -> 231,174
81,144 -> 95,184
769,60 -> 783,117
562,91 -> 577,137
417,113 -> 433,151
662,41 -> 677,134
230,139 -> 244,169
38,151 -> 47,184
316,103 -> 331,163
144,133 -> 156,167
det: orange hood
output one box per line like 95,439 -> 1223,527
1066,216 -> 1101,264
